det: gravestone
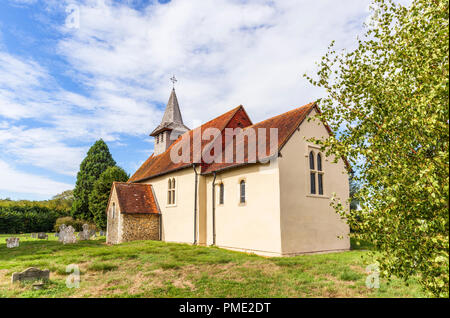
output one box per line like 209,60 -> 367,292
6,237 -> 19,248
78,224 -> 96,241
11,267 -> 50,283
55,233 -> 59,238
58,224 -> 67,242
30,233 -> 38,239
37,232 -> 48,240
60,225 -> 77,244
99,230 -> 106,236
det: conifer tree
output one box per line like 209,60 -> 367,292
89,166 -> 129,229
71,139 -> 116,221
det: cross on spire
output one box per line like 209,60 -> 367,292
170,75 -> 177,88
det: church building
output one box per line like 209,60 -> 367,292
105,86 -> 350,257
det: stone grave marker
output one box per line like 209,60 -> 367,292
78,224 -> 96,241
58,224 -> 66,242
6,237 -> 19,248
11,267 -> 50,283
30,233 -> 38,239
37,232 -> 48,240
61,225 -> 77,244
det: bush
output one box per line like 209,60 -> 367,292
53,217 -> 85,232
0,205 -> 66,234
53,217 -> 97,232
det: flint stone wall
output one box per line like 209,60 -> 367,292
121,214 -> 160,242
106,188 -> 160,244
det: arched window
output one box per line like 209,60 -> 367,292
219,183 -> 224,205
317,154 -> 324,195
156,134 -> 159,144
167,179 -> 172,204
161,133 -> 164,142
168,178 -> 176,205
317,153 -> 322,171
112,202 -> 116,219
240,180 -> 246,204
309,151 -> 324,195
309,151 -> 316,194
309,151 -> 315,170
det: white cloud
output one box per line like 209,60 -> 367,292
55,0 -> 370,125
0,159 -> 73,196
0,126 -> 86,176
0,0 -> 375,198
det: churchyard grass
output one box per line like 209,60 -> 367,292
0,234 -> 426,298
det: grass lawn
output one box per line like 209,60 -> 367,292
0,234 -> 426,298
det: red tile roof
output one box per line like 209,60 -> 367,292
202,102 -> 315,174
112,182 -> 159,214
128,105 -> 252,182
128,102 -> 348,181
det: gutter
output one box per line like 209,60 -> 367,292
131,165 -> 191,184
212,172 -> 217,245
192,164 -> 199,245
202,154 -> 278,175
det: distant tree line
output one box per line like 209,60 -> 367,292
0,139 -> 128,233
0,192 -> 72,233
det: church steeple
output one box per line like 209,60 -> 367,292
151,78 -> 190,155
160,88 -> 185,127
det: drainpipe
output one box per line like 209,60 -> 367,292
192,164 -> 198,245
212,172 -> 217,246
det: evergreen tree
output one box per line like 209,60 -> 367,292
89,166 -> 129,229
71,139 -> 116,221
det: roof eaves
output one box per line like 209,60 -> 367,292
201,153 -> 278,175
111,182 -> 125,213
278,102 -> 316,154
150,184 -> 161,214
121,211 -> 161,215
312,104 -> 352,173
130,164 -> 191,183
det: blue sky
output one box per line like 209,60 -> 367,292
0,0 -> 373,200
